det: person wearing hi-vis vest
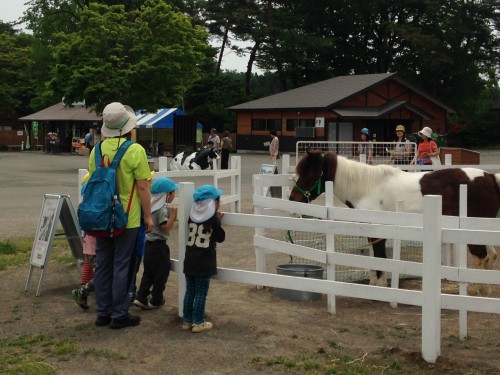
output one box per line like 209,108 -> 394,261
89,102 -> 153,330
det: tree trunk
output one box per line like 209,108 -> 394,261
216,23 -> 230,77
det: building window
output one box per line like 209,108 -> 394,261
286,119 -> 298,131
267,119 -> 282,131
251,119 -> 266,131
252,119 -> 282,131
299,119 -> 315,127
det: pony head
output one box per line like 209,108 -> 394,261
289,149 -> 328,203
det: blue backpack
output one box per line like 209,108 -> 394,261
78,140 -> 135,237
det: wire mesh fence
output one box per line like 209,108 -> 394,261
296,141 -> 418,168
284,226 -> 423,283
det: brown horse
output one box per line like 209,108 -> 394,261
289,149 -> 500,295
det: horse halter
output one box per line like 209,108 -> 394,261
293,153 -> 327,202
293,173 -> 323,203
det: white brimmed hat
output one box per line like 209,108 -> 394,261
418,126 -> 432,138
101,102 -> 137,138
189,185 -> 223,223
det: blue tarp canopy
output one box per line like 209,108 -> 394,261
135,108 -> 202,129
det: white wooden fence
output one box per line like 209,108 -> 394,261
173,180 -> 500,364
78,155 -> 242,213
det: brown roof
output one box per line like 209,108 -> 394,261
228,72 -> 454,114
18,102 -> 102,122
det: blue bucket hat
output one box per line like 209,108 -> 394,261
193,185 -> 223,202
151,177 -> 179,194
361,128 -> 370,136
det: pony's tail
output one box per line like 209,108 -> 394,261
495,173 -> 500,217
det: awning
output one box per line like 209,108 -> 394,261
135,108 -> 202,129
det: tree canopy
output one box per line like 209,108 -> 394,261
1,0 -> 499,144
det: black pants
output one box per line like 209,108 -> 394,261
221,149 -> 230,169
136,240 -> 171,306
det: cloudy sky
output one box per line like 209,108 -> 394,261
0,0 -> 255,73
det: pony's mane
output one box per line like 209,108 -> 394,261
334,155 -> 398,200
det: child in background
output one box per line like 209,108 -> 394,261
129,171 -> 155,302
133,177 -> 179,310
72,173 -> 96,310
182,185 -> 225,333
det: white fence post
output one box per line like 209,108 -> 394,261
390,200 -> 404,308
281,153 -> 292,198
458,184 -> 468,338
252,175 -> 267,280
158,156 -> 168,171
177,182 -> 195,317
421,195 -> 442,363
229,155 -> 241,213
325,181 -> 336,313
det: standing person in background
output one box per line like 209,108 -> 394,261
85,129 -> 93,151
358,128 -> 373,165
269,130 -> 279,166
220,130 -> 232,169
207,129 -> 220,170
390,124 -> 413,165
182,185 -> 225,333
411,126 -> 439,165
134,177 -> 178,310
90,102 -> 153,330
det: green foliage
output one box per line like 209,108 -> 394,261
49,0 -> 211,112
184,72 -> 246,132
0,32 -> 33,115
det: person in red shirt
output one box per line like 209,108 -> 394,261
411,126 -> 438,165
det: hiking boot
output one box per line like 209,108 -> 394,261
71,289 -> 89,310
95,316 -> 111,326
109,314 -> 141,330
192,321 -> 213,333
181,322 -> 193,331
147,299 -> 165,309
132,299 -> 150,310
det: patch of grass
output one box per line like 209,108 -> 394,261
0,239 -> 32,270
0,237 -> 79,271
0,333 -> 127,374
81,347 -> 127,360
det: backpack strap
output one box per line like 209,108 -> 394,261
110,140 -> 133,170
108,140 -> 135,213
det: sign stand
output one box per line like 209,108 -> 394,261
259,164 -> 281,198
25,194 -> 84,296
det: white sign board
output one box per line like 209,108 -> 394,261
315,117 -> 325,128
25,194 -> 84,296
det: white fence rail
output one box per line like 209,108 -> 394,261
78,155 -> 242,213
173,180 -> 500,364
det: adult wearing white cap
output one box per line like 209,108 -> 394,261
90,102 -> 153,329
411,126 -> 439,165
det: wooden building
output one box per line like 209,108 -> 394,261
229,72 -> 454,152
17,102 -> 102,152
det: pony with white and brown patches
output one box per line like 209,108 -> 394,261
289,149 -> 500,295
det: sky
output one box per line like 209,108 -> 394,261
0,0 -> 255,73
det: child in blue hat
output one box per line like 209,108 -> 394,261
133,177 -> 179,310
182,184 -> 225,333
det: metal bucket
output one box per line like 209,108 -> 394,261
276,264 -> 324,301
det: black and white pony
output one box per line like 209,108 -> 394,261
289,149 -> 500,295
170,148 -> 219,171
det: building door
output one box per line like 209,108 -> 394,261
326,119 -> 336,141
